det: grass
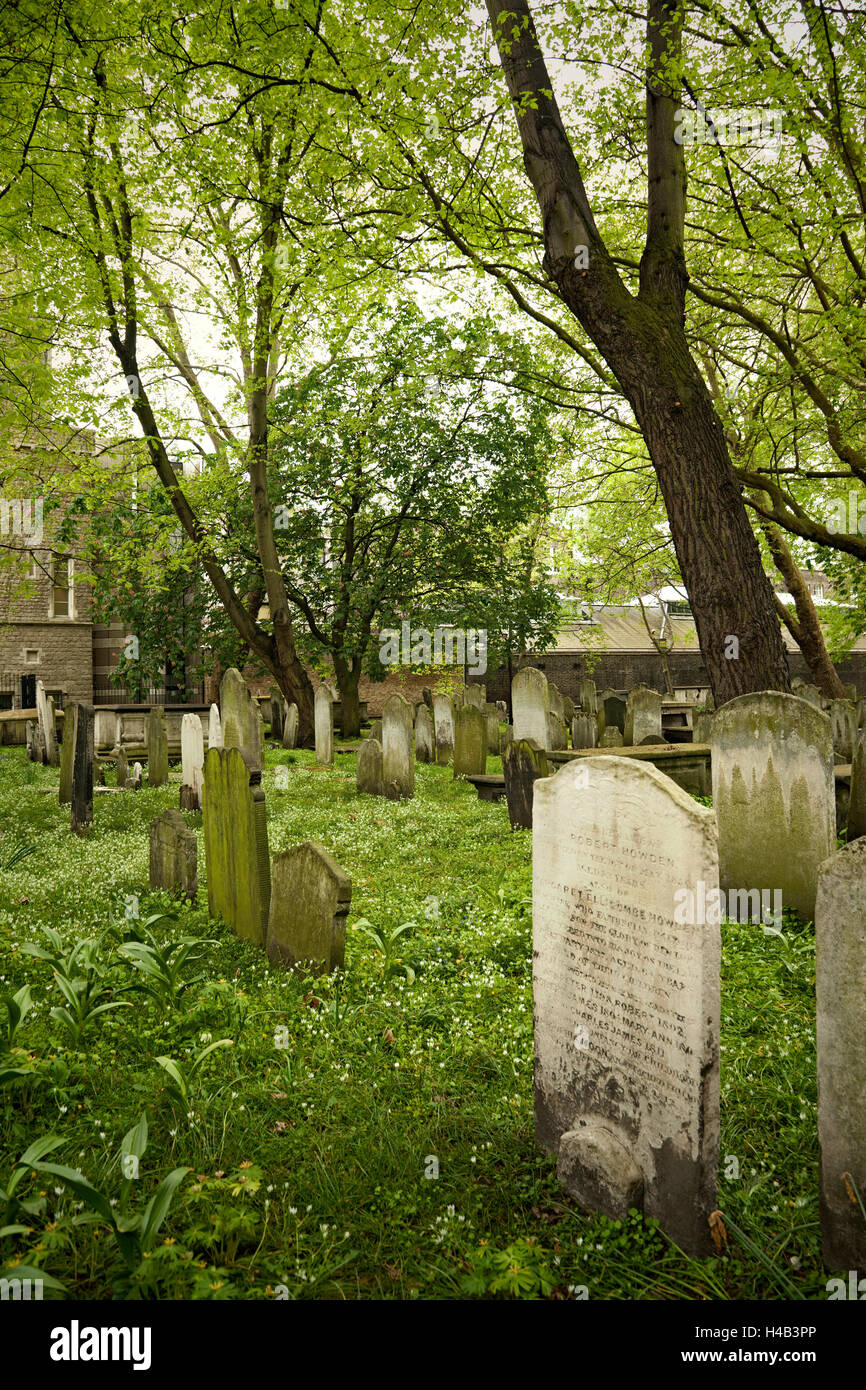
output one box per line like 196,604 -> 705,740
0,741 -> 835,1300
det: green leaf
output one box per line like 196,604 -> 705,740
140,1167 -> 189,1248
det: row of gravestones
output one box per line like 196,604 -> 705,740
355,692 -> 506,799
512,668 -> 666,752
532,716 -> 864,1269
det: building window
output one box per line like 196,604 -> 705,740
51,556 -> 72,619
25,649 -> 40,664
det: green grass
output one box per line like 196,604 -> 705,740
0,742 -> 834,1300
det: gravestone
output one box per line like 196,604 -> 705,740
503,738 -> 548,830
711,692 -> 834,921
357,737 -> 384,796
501,724 -> 514,756
693,708 -> 714,746
512,668 -> 549,748
369,718 -> 383,743
847,734 -> 866,841
208,703 -> 223,750
798,684 -> 823,710
282,702 -> 298,749
147,708 -> 169,787
26,720 -> 38,761
547,712 -> 568,750
548,683 -> 566,721
562,695 -> 574,726
266,841 -> 351,975
132,761 -> 143,791
415,705 -> 434,764
464,683 -> 486,710
35,680 -> 58,766
533,757 -> 720,1255
220,668 -> 260,771
422,686 -> 433,711
624,686 -> 663,745
571,713 -> 597,750
486,711 -> 500,756
94,708 -> 118,752
314,686 -> 334,766
115,749 -> 128,789
202,746 -> 271,945
432,693 -> 455,766
59,701 -> 78,804
842,682 -> 858,702
269,688 -> 284,740
596,689 -> 626,740
180,712 -> 205,810
149,809 -> 197,900
71,704 -> 95,836
382,693 -> 414,798
453,705 -> 487,779
578,678 -> 597,715
815,839 -> 866,1268
830,699 -> 857,763
599,726 -> 624,747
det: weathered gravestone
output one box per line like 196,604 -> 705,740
500,724 -> 513,756
453,705 -> 487,779
571,713 -> 597,750
382,693 -> 414,798
432,693 -> 455,765
596,690 -> 626,741
548,683 -> 566,721
815,839 -> 866,1269
180,712 -> 205,810
369,718 -> 383,743
269,688 -> 283,740
830,699 -> 857,763
115,749 -> 128,789
266,841 -> 352,975
512,668 -> 549,748
533,757 -> 720,1255
208,703 -> 223,750
847,734 -> 866,841
314,686 -> 334,767
132,761 -> 143,791
26,720 -> 38,761
357,737 -> 384,797
147,707 -> 169,787
220,668 -> 261,771
94,708 -> 118,753
464,683 -> 486,710
486,710 -> 500,756
858,698 -> 866,730
59,701 -> 78,805
842,682 -> 858,703
693,708 -> 714,746
503,738 -> 548,830
547,712 -> 568,750
578,678 -> 597,715
202,746 -> 271,945
71,704 -> 95,836
797,683 -> 823,710
711,692 -> 834,921
282,702 -> 298,750
562,694 -> 574,726
149,809 -> 197,900
415,704 -> 434,764
624,686 -> 663,745
35,680 -> 58,766
599,726 -> 624,747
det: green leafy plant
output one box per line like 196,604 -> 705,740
461,1238 -> 557,1299
21,926 -> 132,1044
118,916 -> 216,1010
0,837 -> 37,871
0,984 -> 40,1087
155,1038 -> 235,1108
352,918 -> 417,983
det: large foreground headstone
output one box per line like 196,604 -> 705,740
356,737 -> 384,796
71,704 -> 95,836
433,693 -> 455,765
180,713 -> 205,810
149,809 -> 197,900
147,708 -> 169,788
503,738 -> 548,829
533,757 -> 720,1256
382,693 -> 414,798
816,840 -> 866,1268
415,705 -> 434,764
282,702 -> 298,750
711,693 -> 834,921
35,680 -> 58,766
512,668 -> 549,748
624,686 -> 663,745
59,700 -> 78,805
266,842 -> 351,975
453,705 -> 487,779
202,747 -> 271,945
314,687 -> 334,767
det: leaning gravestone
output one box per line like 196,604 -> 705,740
624,686 -> 663,745
432,693 -> 455,765
847,734 -> 866,841
282,702 -> 298,750
147,707 -> 169,788
71,704 -> 95,836
815,839 -> 866,1268
503,738 -> 548,830
599,726 -> 624,747
266,842 -> 352,975
35,680 -> 58,766
571,713 -> 597,750
149,809 -> 197,901
711,692 -> 834,921
547,712 -> 568,750
415,705 -> 434,764
533,757 -> 720,1256
453,705 -> 487,779
357,737 -> 384,796
512,668 -> 549,748
830,699 -> 857,763
464,683 -> 486,710
596,689 -> 627,740
314,687 -> 334,767
382,693 -> 414,799
202,746 -> 271,946
578,678 -> 597,715
180,712 -> 205,810
59,701 -> 78,805
208,703 -> 223,750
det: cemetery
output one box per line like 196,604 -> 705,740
0,0 -> 863,1330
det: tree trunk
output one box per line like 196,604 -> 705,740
333,656 -> 362,738
754,500 -> 845,699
